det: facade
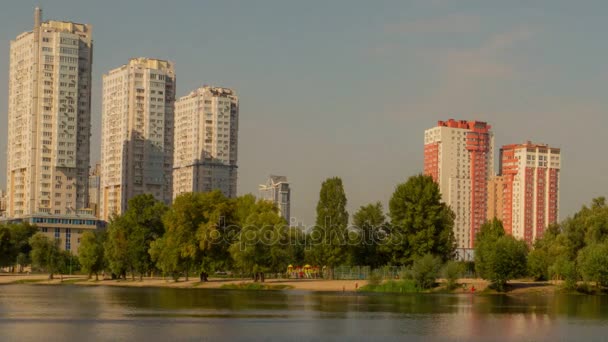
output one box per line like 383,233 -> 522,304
259,175 -> 291,223
487,175 -> 505,221
173,86 -> 238,199
6,8 -> 93,218
499,142 -> 561,244
0,190 -> 7,217
1,213 -> 102,254
88,163 -> 101,217
100,58 -> 176,221
424,119 -> 494,249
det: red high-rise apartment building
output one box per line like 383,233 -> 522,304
424,119 -> 494,249
499,142 -> 561,244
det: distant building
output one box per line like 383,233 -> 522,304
424,119 -> 494,249
100,58 -> 176,221
88,163 -> 101,218
0,190 -> 7,217
500,142 -> 561,244
259,175 -> 291,223
6,7 -> 93,217
173,86 -> 239,199
487,175 -> 505,222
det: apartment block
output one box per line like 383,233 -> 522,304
500,142 -> 561,244
100,58 -> 176,221
173,86 -> 238,199
424,119 -> 494,249
0,190 -> 7,217
88,163 -> 101,218
487,175 -> 505,221
259,175 -> 291,223
6,8 -> 93,218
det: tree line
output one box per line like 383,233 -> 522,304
0,175 -> 458,281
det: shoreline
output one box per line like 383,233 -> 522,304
0,274 -> 560,295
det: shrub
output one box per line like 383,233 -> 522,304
527,248 -> 549,281
442,261 -> 464,290
411,254 -> 441,289
549,256 -> 578,290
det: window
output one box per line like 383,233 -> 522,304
54,228 -> 60,239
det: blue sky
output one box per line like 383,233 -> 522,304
1,0 -> 607,226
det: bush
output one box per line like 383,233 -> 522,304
527,248 -> 549,281
411,254 -> 441,289
359,279 -> 419,293
577,242 -> 608,287
442,261 -> 464,290
367,270 -> 383,286
549,256 -> 578,290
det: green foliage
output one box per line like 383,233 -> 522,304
78,231 -> 106,280
29,233 -> 63,279
367,270 -> 383,286
229,200 -> 289,281
549,256 -> 578,290
527,248 -> 550,281
410,253 -> 441,289
104,195 -> 167,280
475,220 -> 528,291
0,223 -> 38,269
220,283 -> 293,290
387,174 -> 455,266
349,202 -> 389,268
442,261 -> 465,290
577,242 -> 608,287
359,279 -> 420,293
308,177 -> 349,275
151,191 -> 238,281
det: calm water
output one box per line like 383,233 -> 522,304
0,285 -> 607,341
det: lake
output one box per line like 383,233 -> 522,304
0,285 -> 607,341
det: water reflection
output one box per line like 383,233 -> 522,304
0,285 -> 607,340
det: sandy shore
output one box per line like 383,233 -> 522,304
0,273 -> 368,292
0,273 -> 556,294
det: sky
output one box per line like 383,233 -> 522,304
1,0 -> 608,227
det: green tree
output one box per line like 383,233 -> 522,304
105,195 -> 166,280
549,256 -> 578,290
527,248 -> 550,281
78,231 -> 106,280
475,220 -> 528,291
9,223 -> 39,272
151,191 -> 238,282
350,202 -> 389,268
230,202 -> 289,281
474,218 -> 505,277
0,226 -> 12,268
286,227 -> 307,266
388,174 -> 455,265
411,253 -> 442,289
29,233 -> 63,279
577,242 -> 608,287
308,177 -> 349,278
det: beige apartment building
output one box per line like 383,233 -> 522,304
100,58 -> 176,221
6,8 -> 93,218
3,8 -> 100,254
487,175 -> 505,221
173,86 -> 238,199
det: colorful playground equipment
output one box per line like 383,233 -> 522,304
287,264 -> 322,279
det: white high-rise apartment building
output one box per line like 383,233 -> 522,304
424,120 -> 494,250
6,8 -> 93,217
100,58 -> 176,221
259,175 -> 291,223
173,86 -> 238,199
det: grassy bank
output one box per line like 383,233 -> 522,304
220,283 -> 294,290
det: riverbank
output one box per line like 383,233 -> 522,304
0,274 -> 369,292
0,273 -> 558,294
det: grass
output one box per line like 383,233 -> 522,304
9,278 -> 46,285
220,282 -> 294,291
359,279 -> 421,293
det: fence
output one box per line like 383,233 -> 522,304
332,266 -> 407,280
